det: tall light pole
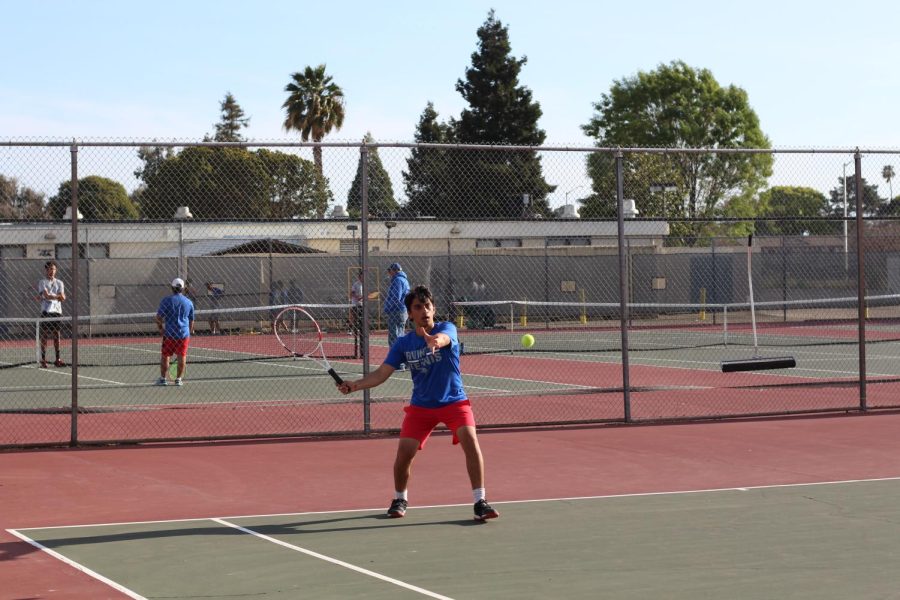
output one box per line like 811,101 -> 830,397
649,183 -> 677,217
564,185 -> 586,213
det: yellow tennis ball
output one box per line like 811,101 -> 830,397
521,334 -> 535,348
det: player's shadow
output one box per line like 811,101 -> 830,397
11,513 -> 489,551
254,512 -> 486,534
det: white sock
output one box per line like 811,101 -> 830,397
394,490 -> 407,500
473,488 -> 486,503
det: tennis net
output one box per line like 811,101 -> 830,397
450,294 -> 900,355
0,303 -> 356,369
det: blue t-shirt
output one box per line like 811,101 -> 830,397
384,321 -> 467,408
157,293 -> 194,339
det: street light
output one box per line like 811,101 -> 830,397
564,186 -> 586,212
385,221 -> 397,250
649,183 -> 677,217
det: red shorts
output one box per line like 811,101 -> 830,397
399,400 -> 476,449
161,337 -> 189,357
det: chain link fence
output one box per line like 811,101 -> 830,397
2,140 -> 899,446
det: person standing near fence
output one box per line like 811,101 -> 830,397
206,282 -> 224,335
350,270 -> 364,333
286,279 -> 303,305
383,263 -> 410,367
156,278 -> 194,386
37,260 -> 66,368
337,285 -> 499,521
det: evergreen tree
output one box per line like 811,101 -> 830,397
447,10 -> 552,219
402,102 -> 453,217
214,92 -> 250,142
347,133 -> 398,218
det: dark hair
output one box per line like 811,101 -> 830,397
44,261 -> 57,269
404,285 -> 432,312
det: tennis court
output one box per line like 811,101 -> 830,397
6,412 -> 900,598
4,298 -> 900,444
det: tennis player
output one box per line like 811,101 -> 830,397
337,285 -> 499,521
37,260 -> 66,368
155,278 -> 195,386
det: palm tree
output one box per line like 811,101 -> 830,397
883,165 -> 895,202
282,64 -> 346,177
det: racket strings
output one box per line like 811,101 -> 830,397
274,309 -> 320,357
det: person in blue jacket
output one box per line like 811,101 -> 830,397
383,263 -> 410,357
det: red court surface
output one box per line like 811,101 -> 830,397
4,411 -> 900,598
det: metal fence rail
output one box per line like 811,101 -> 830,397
1,140 -> 899,446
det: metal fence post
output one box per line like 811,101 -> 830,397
855,150 -> 867,410
616,150 -> 631,422
69,142 -> 80,446
360,143 -> 371,432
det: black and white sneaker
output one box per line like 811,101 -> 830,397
387,498 -> 408,518
473,499 -> 499,521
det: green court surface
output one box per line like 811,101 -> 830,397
1,357 -> 579,411
12,478 -> 900,599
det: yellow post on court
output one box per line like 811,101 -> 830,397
699,287 -> 707,321
579,289 -> 587,324
520,300 -> 527,327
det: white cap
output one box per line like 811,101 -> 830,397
171,278 -> 185,289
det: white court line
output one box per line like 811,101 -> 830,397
12,476 -> 900,597
25,365 -> 127,386
13,474 -> 900,532
5,529 -> 146,599
212,518 -> 454,599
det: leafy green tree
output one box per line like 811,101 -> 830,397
282,64 -> 345,177
347,133 -> 398,217
402,102 -> 454,217
47,176 -> 137,220
0,175 -> 46,219
446,10 -> 553,218
256,149 -> 332,218
829,175 -> 883,217
582,61 -> 773,239
581,152 -> 683,219
741,186 -> 834,236
138,147 -> 269,219
214,92 -> 250,142
134,145 -> 175,183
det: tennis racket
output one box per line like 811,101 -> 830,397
273,306 -> 344,384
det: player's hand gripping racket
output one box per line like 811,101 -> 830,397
273,306 -> 344,384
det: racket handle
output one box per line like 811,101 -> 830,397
328,368 -> 344,385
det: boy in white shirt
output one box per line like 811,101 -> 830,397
37,261 -> 66,368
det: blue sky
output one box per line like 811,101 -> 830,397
4,0 -> 898,146
2,0 -> 899,206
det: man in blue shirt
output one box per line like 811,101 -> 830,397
155,278 -> 195,386
383,263 -> 410,355
338,285 -> 499,522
